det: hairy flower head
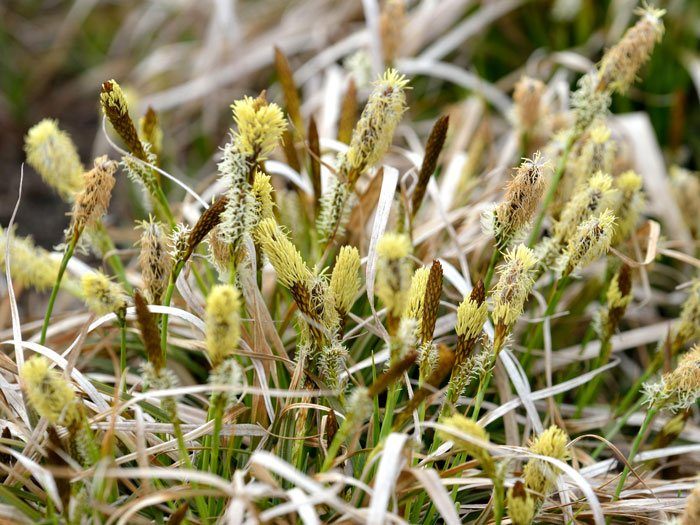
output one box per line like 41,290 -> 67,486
523,425 -> 570,496
0,227 -> 62,291
24,119 -> 84,201
513,76 -> 545,131
218,143 -> 255,252
205,285 -> 241,367
100,79 -> 147,160
252,171 -> 276,221
644,344 -> 700,413
20,356 -> 78,425
507,481 -> 536,525
255,218 -> 312,289
342,69 -> 409,181
556,209 -> 616,277
491,244 -> 538,335
455,280 -> 488,361
598,5 -> 665,94
376,233 -> 413,319
377,232 -> 411,259
612,170 -> 644,244
484,153 -> 548,248
81,271 -> 128,317
136,217 -> 170,303
329,246 -> 361,317
231,94 -> 287,160
438,414 -> 494,475
70,156 -> 117,237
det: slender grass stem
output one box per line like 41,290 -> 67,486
613,407 -> 657,500
118,316 -> 127,394
161,260 -> 185,357
483,247 -> 501,290
39,239 -> 76,345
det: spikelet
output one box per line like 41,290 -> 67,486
491,245 -> 538,349
438,414 -> 495,476
205,285 -> 241,367
69,156 -> 117,238
231,94 -> 287,160
0,226 -> 61,291
522,425 -> 570,497
507,481 -> 536,525
596,264 -> 633,337
136,217 -> 170,303
100,80 -> 147,160
598,5 -> 665,94
571,73 -> 612,133
329,246 -> 361,317
318,340 -> 348,390
379,0 -> 405,63
218,145 -> 257,255
185,196 -> 228,262
513,76 -> 545,131
24,119 -> 84,201
138,106 -> 163,159
317,179 -> 355,244
255,218 -> 312,289
20,356 -> 77,425
209,358 -> 245,408
681,482 -> 700,525
341,69 -> 409,182
252,171 -> 275,221
483,153 -> 547,248
207,225 -> 235,276
612,170 -> 644,244
403,266 -> 430,333
169,223 -> 192,262
420,261 -> 443,344
563,123 -> 616,206
376,233 -> 413,321
553,172 -> 614,244
134,290 -> 163,370
411,115 -> 449,218
675,280 -> 700,345
455,280 -> 488,364
121,146 -> 159,200
556,209 -> 616,277
644,344 -> 700,412
81,271 -> 128,317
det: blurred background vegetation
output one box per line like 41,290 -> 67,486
1,0 -> 698,247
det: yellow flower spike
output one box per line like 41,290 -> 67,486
20,356 -> 77,425
205,285 -> 242,367
329,246 -> 361,318
644,344 -> 700,413
522,425 -> 570,497
100,79 -> 147,160
403,266 -> 430,322
24,119 -> 84,201
252,171 -> 276,221
455,280 -> 488,353
557,209 -> 616,277
377,232 -> 411,260
81,271 -> 129,318
376,233 -> 413,321
342,68 -> 409,181
231,94 -> 287,160
491,244 -> 538,345
598,4 -> 665,94
0,226 -> 61,291
438,413 -> 494,475
507,481 -> 536,525
255,218 -> 312,289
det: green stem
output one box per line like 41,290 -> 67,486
321,416 -> 353,472
575,336 -> 612,417
613,407 -> 657,500
526,133 -> 576,248
471,365 -> 495,421
40,239 -> 76,345
484,248 -> 501,290
521,276 -> 568,370
118,316 -> 127,394
161,260 -> 185,358
591,398 -> 645,459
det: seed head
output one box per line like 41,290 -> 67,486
342,69 -> 409,181
134,290 -> 163,370
0,226 -> 62,291
318,341 -> 348,391
571,73 -> 612,133
513,76 -> 546,131
205,285 -> 241,367
218,143 -> 255,252
556,209 -> 616,277
455,280 -> 488,362
231,94 -> 287,160
484,153 -> 548,248
24,119 -> 84,201
438,414 -> 494,475
186,196 -> 229,262
379,0 -> 405,63
598,5 -> 665,94
523,425 -> 570,496
252,171 -> 276,221
644,344 -> 700,413
100,80 -> 147,160
209,358 -> 245,408
317,179 -> 354,244
329,246 -> 361,317
255,218 -> 312,289
676,280 -> 700,345
138,106 -> 163,158
70,156 -> 117,237
20,356 -> 77,425
420,260 -> 443,344
81,271 -> 128,317
491,245 -> 538,336
135,218 -> 170,304
169,223 -> 192,262
507,481 -> 536,525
